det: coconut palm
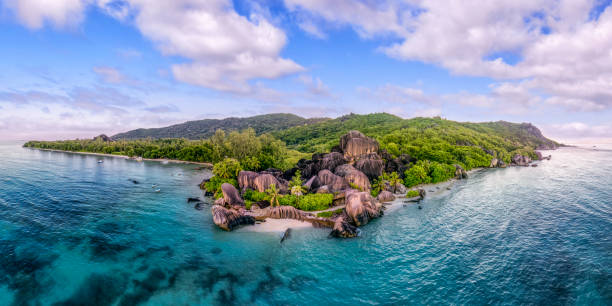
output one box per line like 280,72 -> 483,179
266,183 -> 280,207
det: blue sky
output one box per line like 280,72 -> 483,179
0,0 -> 611,143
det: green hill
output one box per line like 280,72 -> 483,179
112,113 -> 329,140
273,113 -> 560,167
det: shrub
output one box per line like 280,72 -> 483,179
244,189 -> 268,202
316,208 -> 344,218
212,157 -> 242,179
406,190 -> 420,198
278,194 -> 298,206
348,182 -> 363,192
203,176 -> 238,199
429,162 -> 456,183
404,163 -> 431,187
297,193 -> 333,211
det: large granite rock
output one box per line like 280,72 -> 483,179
253,174 -> 285,193
489,158 -> 507,168
299,152 -> 347,178
314,169 -> 349,193
334,164 -> 370,192
345,191 -> 382,226
221,183 -> 244,206
376,190 -> 395,203
266,206 -> 305,220
339,130 -> 379,162
354,153 -> 384,180
329,215 -> 359,238
238,171 -> 259,192
211,205 -> 254,231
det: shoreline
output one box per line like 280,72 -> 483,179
26,147 -> 213,167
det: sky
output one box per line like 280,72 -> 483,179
0,0 -> 611,144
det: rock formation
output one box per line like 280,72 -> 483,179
313,169 -> 349,193
340,130 -> 379,162
238,171 -> 259,192
354,153 -> 384,180
329,215 -> 359,238
334,164 -> 370,191
376,190 -> 395,203
253,173 -> 284,193
221,183 -> 244,206
211,205 -> 255,231
454,165 -> 468,179
511,154 -> 532,167
266,206 -> 305,220
345,191 -> 382,226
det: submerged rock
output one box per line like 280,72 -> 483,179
280,228 -> 292,243
211,205 -> 255,231
221,183 -> 244,206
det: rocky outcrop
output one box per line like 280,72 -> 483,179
211,205 -> 255,231
454,165 -> 468,179
354,153 -> 384,180
238,171 -> 259,192
314,169 -> 349,193
93,134 -> 112,142
511,154 -> 532,167
340,130 -> 379,162
345,191 -> 382,226
489,158 -> 506,168
329,215 -> 359,238
376,190 -> 395,203
298,152 -> 347,178
334,164 -> 370,191
253,174 -> 280,193
266,206 -> 305,220
303,176 -> 317,191
221,183 -> 244,206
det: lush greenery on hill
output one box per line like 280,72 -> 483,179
274,113 -> 559,168
111,113 -> 328,140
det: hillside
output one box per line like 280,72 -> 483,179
112,113 -> 329,140
273,113 -> 560,165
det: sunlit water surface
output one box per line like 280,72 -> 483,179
0,142 -> 610,305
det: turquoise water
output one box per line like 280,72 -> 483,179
0,142 -> 610,305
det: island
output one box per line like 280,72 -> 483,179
23,113 -> 559,237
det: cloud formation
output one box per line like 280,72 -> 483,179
287,0 -> 612,112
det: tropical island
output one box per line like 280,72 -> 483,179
24,113 -> 559,237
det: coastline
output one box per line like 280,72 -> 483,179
26,147 -> 213,167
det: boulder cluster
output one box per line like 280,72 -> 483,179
207,130 -> 418,237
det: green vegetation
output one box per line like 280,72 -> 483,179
348,182 -> 363,192
275,113 -> 558,168
371,172 -> 403,196
265,184 -> 281,207
24,128 -> 292,171
202,176 -> 238,199
212,158 -> 242,179
404,160 -> 456,187
406,190 -> 420,198
112,113 -> 329,140
244,189 -> 332,211
317,208 -> 344,218
288,170 -> 307,195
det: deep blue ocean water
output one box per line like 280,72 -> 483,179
0,142 -> 610,305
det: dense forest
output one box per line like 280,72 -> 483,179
24,113 -> 559,177
111,113 -> 328,140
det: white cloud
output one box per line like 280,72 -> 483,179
298,74 -> 333,98
125,0 -> 304,93
288,0 -> 612,113
93,66 -> 125,84
2,0 -> 87,29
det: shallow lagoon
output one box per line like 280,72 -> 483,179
0,142 -> 610,305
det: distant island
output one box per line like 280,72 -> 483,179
24,113 -> 560,237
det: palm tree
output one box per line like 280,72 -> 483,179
387,172 -> 403,193
266,183 -> 280,207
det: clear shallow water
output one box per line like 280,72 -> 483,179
0,142 -> 611,305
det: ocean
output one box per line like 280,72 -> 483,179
0,142 -> 610,305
